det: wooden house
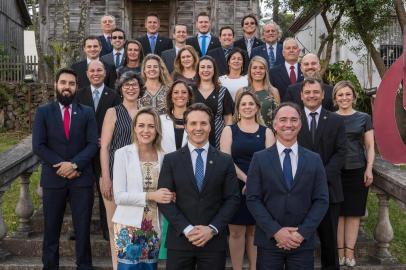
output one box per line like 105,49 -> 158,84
47,0 -> 261,40
0,0 -> 32,55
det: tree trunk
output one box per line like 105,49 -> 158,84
60,0 -> 71,68
394,0 -> 406,33
74,0 -> 90,61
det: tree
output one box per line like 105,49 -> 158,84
394,0 -> 406,33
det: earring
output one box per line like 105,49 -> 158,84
238,113 -> 241,121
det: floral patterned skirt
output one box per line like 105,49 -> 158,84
114,221 -> 160,270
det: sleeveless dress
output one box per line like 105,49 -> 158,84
230,124 -> 267,225
114,161 -> 161,270
109,104 -> 133,179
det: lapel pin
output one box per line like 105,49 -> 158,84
209,160 -> 213,164
213,95 -> 216,99
323,116 -> 327,120
73,111 -> 77,115
104,92 -> 108,95
256,134 -> 260,138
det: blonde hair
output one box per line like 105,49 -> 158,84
141,54 -> 172,87
233,91 -> 264,125
173,45 -> 199,75
131,107 -> 163,151
247,56 -> 278,96
332,80 -> 357,106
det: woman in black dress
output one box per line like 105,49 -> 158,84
334,81 -> 375,267
116,40 -> 144,78
192,55 -> 234,148
220,91 -> 274,270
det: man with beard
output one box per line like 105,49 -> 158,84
285,53 -> 335,111
33,68 -> 98,270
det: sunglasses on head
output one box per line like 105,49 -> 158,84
112,36 -> 124,40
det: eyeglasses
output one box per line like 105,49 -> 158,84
123,83 -> 139,89
112,36 -> 124,40
244,22 -> 256,26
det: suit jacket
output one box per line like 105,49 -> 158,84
161,48 -> 177,73
234,36 -> 264,56
269,63 -> 304,102
297,108 -> 347,203
137,34 -> 173,56
160,114 -> 188,153
207,47 -> 249,76
246,145 -> 329,250
101,51 -> 125,68
250,43 -> 284,69
186,35 -> 221,57
285,82 -> 335,111
158,144 -> 240,251
71,59 -> 117,90
113,144 -> 164,227
75,85 -> 121,176
32,102 -> 98,188
98,35 -> 113,57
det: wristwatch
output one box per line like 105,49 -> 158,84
71,163 -> 78,170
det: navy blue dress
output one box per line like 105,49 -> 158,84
230,124 -> 267,225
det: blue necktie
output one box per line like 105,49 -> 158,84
269,45 -> 276,67
283,148 -> 293,189
201,35 -> 208,56
195,148 -> 205,191
93,89 -> 100,111
149,36 -> 156,53
115,52 -> 121,67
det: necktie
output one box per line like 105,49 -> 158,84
63,105 -> 70,140
289,66 -> 296,84
269,45 -> 276,67
93,89 -> 100,111
201,35 -> 208,56
310,112 -> 318,144
194,148 -> 205,191
149,36 -> 156,54
115,52 -> 121,67
283,148 -> 293,189
247,39 -> 253,56
224,48 -> 232,59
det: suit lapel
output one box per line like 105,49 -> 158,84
254,37 -> 262,48
52,102 -> 67,142
268,146 -> 289,191
155,35 -> 162,54
201,146 -> 217,193
291,146 -> 306,190
315,108 -> 328,144
280,65 -> 291,85
300,111 -> 313,145
180,146 -> 200,193
83,87 -> 95,111
69,103 -> 79,141
96,86 -> 110,115
144,35 -> 152,54
297,63 -> 304,82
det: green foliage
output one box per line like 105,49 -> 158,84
324,61 -> 372,114
279,12 -> 295,39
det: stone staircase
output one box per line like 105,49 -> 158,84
1,197 -> 406,270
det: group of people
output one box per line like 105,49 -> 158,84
32,10 -> 375,270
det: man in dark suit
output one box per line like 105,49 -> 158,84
137,12 -> 173,56
297,78 -> 347,270
101,28 -> 126,69
98,15 -> 116,57
158,103 -> 240,270
247,102 -> 329,269
75,60 -> 121,241
208,26 -> 245,76
186,12 -> 221,57
234,14 -> 264,57
161,24 -> 188,73
269,38 -> 304,102
285,53 -> 335,111
71,36 -> 117,90
33,68 -> 98,270
251,22 -> 284,69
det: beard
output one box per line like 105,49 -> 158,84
56,89 -> 76,106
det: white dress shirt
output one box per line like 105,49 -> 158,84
276,140 -> 299,178
284,62 -> 298,78
198,32 -> 212,53
304,106 -> 322,129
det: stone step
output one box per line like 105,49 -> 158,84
0,256 -> 405,270
3,233 -> 110,258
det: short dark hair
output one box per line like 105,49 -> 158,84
111,28 -> 126,40
166,80 -> 194,120
272,102 -> 302,122
226,47 -> 246,75
115,71 -> 145,98
300,78 -> 323,92
241,14 -> 258,27
83,35 -> 101,48
196,55 -> 220,88
173,24 -> 187,33
219,26 -> 234,37
145,12 -> 159,21
196,11 -> 210,21
184,103 -> 213,124
55,68 -> 77,83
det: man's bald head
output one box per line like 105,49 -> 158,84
87,60 -> 106,88
301,53 -> 321,79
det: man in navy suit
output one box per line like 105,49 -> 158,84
251,22 -> 284,69
234,14 -> 264,57
98,15 -> 116,57
247,102 -> 329,269
186,12 -> 221,57
33,68 -> 98,270
298,78 -> 347,270
137,12 -> 173,56
161,24 -> 188,73
158,103 -> 240,270
269,38 -> 304,102
285,53 -> 335,111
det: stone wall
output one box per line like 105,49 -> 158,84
0,82 -> 54,130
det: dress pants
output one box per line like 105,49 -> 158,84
166,249 -> 226,270
317,203 -> 340,270
257,247 -> 314,270
42,185 -> 93,270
